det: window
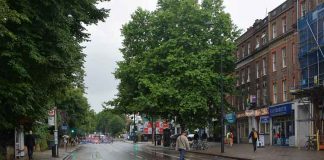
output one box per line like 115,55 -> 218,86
292,43 -> 296,64
282,17 -> 287,33
242,46 -> 245,58
272,52 -> 276,72
247,43 -> 251,55
260,123 -> 270,134
236,73 -> 240,86
247,66 -> 250,82
256,62 -> 260,78
272,23 -> 277,39
257,88 -> 260,107
301,1 -> 307,17
241,70 -> 245,84
261,32 -> 267,44
273,82 -> 277,104
282,47 -> 287,68
262,58 -> 267,76
283,80 -> 287,102
262,82 -> 268,105
256,36 -> 260,49
236,51 -> 240,60
242,90 -> 245,110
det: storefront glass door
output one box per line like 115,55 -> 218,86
272,120 -> 292,146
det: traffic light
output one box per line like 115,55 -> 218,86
71,129 -> 74,133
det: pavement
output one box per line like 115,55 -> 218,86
148,141 -> 324,160
33,145 -> 79,160
32,140 -> 324,160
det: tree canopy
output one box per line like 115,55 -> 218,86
110,0 -> 239,129
0,0 -> 109,129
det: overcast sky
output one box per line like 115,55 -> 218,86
83,0 -> 286,113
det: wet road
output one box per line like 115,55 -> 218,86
68,141 -> 235,160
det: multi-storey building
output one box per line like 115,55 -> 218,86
233,0 -> 319,147
295,0 -> 324,149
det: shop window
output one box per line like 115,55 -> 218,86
260,123 -> 270,134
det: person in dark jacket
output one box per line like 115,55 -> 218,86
248,128 -> 259,152
25,131 -> 35,160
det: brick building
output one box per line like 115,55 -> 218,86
232,0 -> 317,147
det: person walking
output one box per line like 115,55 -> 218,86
25,131 -> 35,160
226,130 -> 234,147
248,128 -> 259,152
176,131 -> 190,160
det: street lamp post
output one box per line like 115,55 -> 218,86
220,52 -> 224,153
53,107 -> 59,157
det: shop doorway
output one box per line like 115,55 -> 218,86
272,120 -> 293,146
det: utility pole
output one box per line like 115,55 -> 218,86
220,52 -> 224,153
53,107 -> 59,157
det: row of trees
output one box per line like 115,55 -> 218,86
109,0 -> 239,130
0,0 -> 110,156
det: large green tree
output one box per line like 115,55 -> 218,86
96,110 -> 126,136
111,0 -> 238,129
0,0 -> 109,129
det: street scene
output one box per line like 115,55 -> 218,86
1,0 -> 324,160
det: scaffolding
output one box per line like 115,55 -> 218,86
298,3 -> 324,89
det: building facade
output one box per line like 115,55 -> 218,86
296,0 -> 324,149
233,0 -> 324,147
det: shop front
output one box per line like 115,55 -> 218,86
255,107 -> 270,145
236,112 -> 249,143
269,103 -> 295,146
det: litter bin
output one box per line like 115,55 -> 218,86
157,135 -> 161,145
52,145 -> 59,157
47,140 -> 54,150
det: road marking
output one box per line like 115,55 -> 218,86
141,148 -> 191,160
129,152 -> 144,159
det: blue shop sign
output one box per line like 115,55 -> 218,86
260,116 -> 269,123
226,113 -> 236,124
269,103 -> 292,117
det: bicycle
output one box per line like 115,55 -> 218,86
304,136 -> 317,151
201,140 -> 208,150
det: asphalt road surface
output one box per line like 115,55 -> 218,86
67,141 -> 235,160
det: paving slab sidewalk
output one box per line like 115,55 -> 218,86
148,142 -> 324,160
33,145 -> 79,160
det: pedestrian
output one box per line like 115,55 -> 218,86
176,131 -> 190,160
248,128 -> 259,152
25,131 -> 35,160
226,130 -> 234,147
63,137 -> 68,152
201,131 -> 207,141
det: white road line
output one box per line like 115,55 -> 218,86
142,148 -> 191,160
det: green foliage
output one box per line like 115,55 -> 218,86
0,0 -> 109,129
96,110 -> 126,136
33,123 -> 50,151
111,0 -> 239,129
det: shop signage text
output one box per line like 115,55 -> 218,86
269,103 -> 292,117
